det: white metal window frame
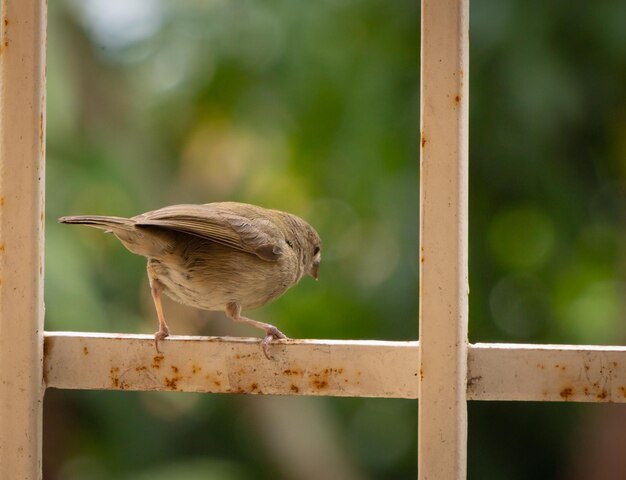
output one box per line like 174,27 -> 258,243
1,0 -> 624,479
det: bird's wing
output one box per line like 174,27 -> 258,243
134,204 -> 284,261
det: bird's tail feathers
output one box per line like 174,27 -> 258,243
58,215 -> 134,233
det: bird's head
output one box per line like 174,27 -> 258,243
282,213 -> 322,281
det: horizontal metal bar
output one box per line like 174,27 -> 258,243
468,343 -> 626,403
44,332 -> 420,398
44,334 -> 626,402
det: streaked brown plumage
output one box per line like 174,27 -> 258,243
59,202 -> 322,358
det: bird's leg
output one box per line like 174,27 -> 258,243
149,276 -> 170,353
225,302 -> 286,360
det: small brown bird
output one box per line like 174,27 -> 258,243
59,202 -> 321,358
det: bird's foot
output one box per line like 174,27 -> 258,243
154,326 -> 170,354
261,326 -> 287,360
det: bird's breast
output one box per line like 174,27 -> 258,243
147,239 -> 300,312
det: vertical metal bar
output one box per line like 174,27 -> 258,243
0,0 -> 47,477
418,0 -> 469,478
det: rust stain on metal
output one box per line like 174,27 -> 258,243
135,366 -> 147,372
0,197 -> 4,206
170,366 -> 179,374
43,337 -> 52,358
250,383 -> 259,392
421,134 -> 427,148
559,387 -> 574,400
82,346 -> 88,355
164,375 -> 181,390
420,368 -> 424,381
467,375 -> 482,388
301,367 -> 346,391
453,94 -> 461,106
311,379 -> 328,390
151,355 -> 164,369
110,367 -> 120,388
234,353 -> 253,360
596,390 -> 608,400
0,19 -> 7,53
191,364 -> 202,374
619,386 -> 626,398
283,366 -> 349,391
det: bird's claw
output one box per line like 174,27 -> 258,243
154,327 -> 170,354
261,326 -> 286,360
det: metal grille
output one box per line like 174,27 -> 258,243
1,0 -> 623,479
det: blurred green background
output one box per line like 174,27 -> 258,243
43,0 -> 626,478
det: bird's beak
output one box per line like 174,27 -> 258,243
310,261 -> 320,280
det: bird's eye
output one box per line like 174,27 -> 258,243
313,246 -> 320,255
286,239 -> 294,248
